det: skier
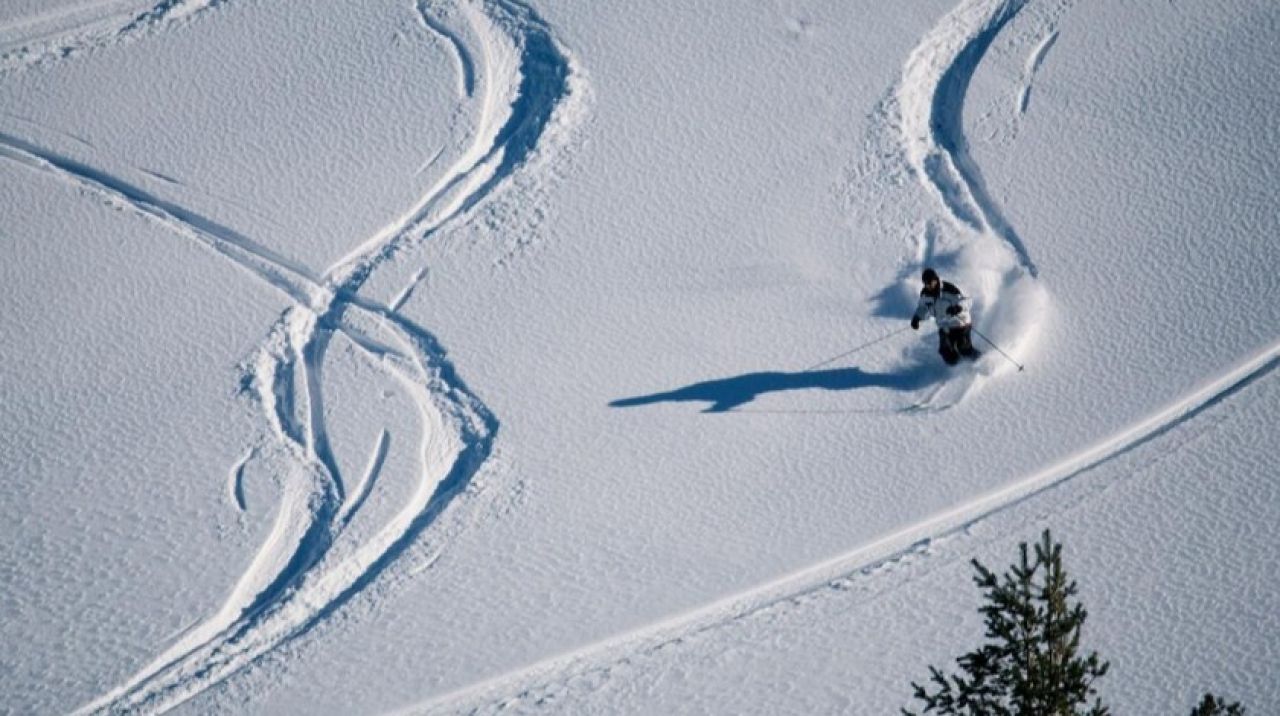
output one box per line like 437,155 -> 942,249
910,268 -> 979,365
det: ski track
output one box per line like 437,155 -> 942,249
0,0 -> 136,53
0,0 -> 227,74
893,0 -> 1049,411
0,130 -> 325,309
900,0 -> 1037,277
0,110 -> 96,149
340,429 -> 393,527
416,0 -> 477,99
412,341 -> 1280,715
0,0 -> 580,713
391,267 -> 431,312
1017,28 -> 1058,114
228,450 -> 252,513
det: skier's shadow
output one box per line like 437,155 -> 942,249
609,363 -> 942,413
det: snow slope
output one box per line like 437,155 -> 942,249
2,0 -> 1277,713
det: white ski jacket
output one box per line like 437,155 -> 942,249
913,281 -> 971,330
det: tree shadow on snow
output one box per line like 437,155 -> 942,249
609,363 -> 943,414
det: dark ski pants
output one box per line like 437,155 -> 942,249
938,326 -> 977,365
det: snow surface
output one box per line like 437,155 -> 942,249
2,0 -> 1278,713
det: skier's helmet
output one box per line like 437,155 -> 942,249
922,268 -> 939,285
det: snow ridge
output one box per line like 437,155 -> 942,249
0,1 -> 582,713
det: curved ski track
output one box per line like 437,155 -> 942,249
2,0 -> 580,713
899,0 -> 1036,277
896,0 -> 1049,411
402,2 -> 1280,712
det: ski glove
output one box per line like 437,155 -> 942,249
946,305 -> 962,316
910,316 -> 920,330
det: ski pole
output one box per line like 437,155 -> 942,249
804,325 -> 911,372
971,327 -> 1025,372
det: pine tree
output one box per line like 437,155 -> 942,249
1190,694 -> 1245,716
904,530 -> 1110,715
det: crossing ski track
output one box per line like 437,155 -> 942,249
404,1 -> 1280,711
1,0 -> 582,713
